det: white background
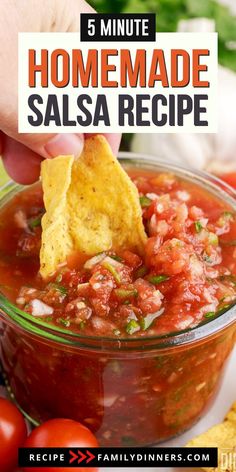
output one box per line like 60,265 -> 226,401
101,347 -> 236,472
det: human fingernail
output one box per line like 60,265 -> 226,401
44,134 -> 84,158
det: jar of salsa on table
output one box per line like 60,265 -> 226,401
0,155 -> 235,446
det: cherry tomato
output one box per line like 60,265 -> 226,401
0,397 -> 27,471
220,172 -> 236,190
23,418 -> 98,472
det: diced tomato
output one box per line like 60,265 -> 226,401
121,250 -> 142,269
134,278 -> 163,314
145,236 -> 162,266
0,167 -> 234,339
60,269 -> 85,287
147,238 -> 193,276
89,268 -> 114,317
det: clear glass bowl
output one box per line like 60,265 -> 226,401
0,154 -> 235,447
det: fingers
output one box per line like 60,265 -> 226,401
1,132 -> 122,186
101,134 -> 122,155
0,0 -> 93,169
0,130 -> 85,184
1,134 -> 43,184
43,134 -> 84,158
1,133 -> 85,184
0,1 -> 122,184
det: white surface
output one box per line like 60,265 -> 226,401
219,0 -> 236,14
101,346 -> 236,472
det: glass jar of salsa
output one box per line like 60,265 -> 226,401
0,155 -> 235,446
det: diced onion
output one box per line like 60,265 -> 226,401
189,255 -> 204,277
196,382 -> 206,392
30,299 -> 54,316
176,190 -> 190,202
146,193 -> 158,200
84,253 -> 106,269
175,316 -> 194,330
16,297 -> 25,306
27,288 -> 37,295
199,217 -> 208,228
91,316 -> 115,331
99,394 -> 118,407
76,301 -> 86,309
14,210 -> 28,229
102,256 -> 124,269
141,308 -> 164,330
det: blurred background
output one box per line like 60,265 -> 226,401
89,0 -> 236,173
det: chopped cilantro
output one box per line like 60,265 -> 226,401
59,318 -> 70,327
102,261 -> 121,284
223,211 -> 234,220
205,304 -> 232,318
44,316 -> 53,322
139,195 -> 152,208
56,285 -> 68,295
48,283 -> 67,295
135,265 -> 148,278
194,221 -> 203,233
218,211 -> 234,228
115,288 -> 138,299
147,274 -> 169,284
56,273 -> 62,283
208,232 -> 218,246
110,254 -> 123,262
204,311 -> 215,318
126,319 -> 140,335
203,254 -> 213,264
79,321 -> 86,330
217,304 -> 230,315
29,214 -> 43,229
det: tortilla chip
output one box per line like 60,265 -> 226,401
40,155 -> 74,278
40,135 -> 147,278
186,402 -> 236,472
225,402 -> 236,425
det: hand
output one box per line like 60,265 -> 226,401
0,0 -> 121,184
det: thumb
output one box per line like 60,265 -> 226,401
15,132 -> 85,160
0,0 -> 93,160
1,133 -> 84,185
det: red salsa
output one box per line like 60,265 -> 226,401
0,170 -> 236,337
0,167 -> 236,447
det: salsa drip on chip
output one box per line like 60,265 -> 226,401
40,135 -> 147,278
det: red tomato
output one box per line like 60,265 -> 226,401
23,418 -> 98,472
121,250 -> 142,268
0,397 -> 27,471
220,172 -> 236,190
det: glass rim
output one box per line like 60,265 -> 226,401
0,153 -> 236,352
